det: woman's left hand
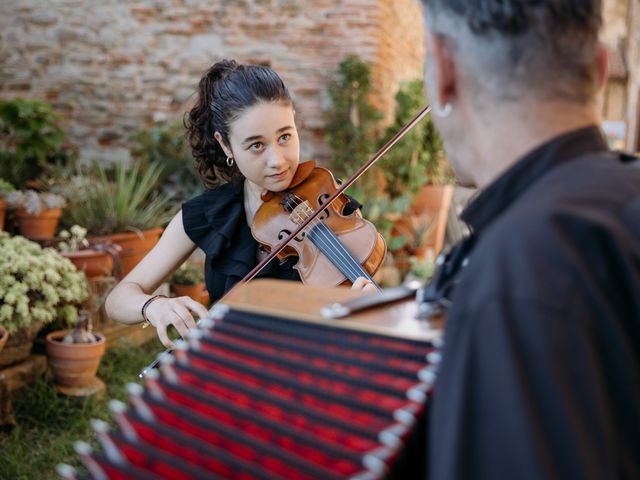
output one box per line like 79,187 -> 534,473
351,276 -> 378,294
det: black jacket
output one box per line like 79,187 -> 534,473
428,127 -> 640,480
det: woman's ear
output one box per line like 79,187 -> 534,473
214,132 -> 233,158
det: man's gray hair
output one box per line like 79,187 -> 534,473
421,0 -> 603,104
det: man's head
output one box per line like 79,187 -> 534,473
421,0 -> 606,186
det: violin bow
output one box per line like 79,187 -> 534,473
139,104 -> 431,377
237,103 -> 432,286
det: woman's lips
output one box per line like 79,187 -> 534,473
268,170 -> 288,180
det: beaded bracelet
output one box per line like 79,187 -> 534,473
141,294 -> 168,328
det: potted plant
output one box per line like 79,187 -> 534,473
0,98 -> 67,189
170,262 -> 206,302
6,189 -> 66,240
0,232 -> 89,367
45,307 -> 106,393
0,178 -> 14,231
392,213 -> 435,259
57,224 -> 118,280
61,161 -> 173,275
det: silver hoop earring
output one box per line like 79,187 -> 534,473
226,156 -> 234,167
434,102 -> 452,118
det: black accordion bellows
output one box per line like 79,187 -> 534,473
63,306 -> 438,480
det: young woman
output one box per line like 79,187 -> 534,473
105,59 -> 375,348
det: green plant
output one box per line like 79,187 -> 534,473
57,224 -> 90,253
325,56 -> 383,179
170,262 -> 204,286
0,178 -> 15,198
131,122 -> 204,208
393,213 -> 435,255
359,194 -> 411,252
0,232 -> 89,334
6,189 -> 66,214
62,161 -> 174,236
0,98 -> 68,188
377,79 -> 445,199
408,255 -> 436,280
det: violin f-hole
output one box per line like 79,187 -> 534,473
316,194 -> 331,220
278,229 -> 306,243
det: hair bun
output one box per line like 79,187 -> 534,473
207,59 -> 240,84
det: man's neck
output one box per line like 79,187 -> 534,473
467,101 -> 601,189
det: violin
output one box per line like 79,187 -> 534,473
252,161 -> 386,289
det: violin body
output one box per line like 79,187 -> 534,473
252,164 -> 387,287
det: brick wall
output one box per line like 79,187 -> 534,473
0,0 -> 424,165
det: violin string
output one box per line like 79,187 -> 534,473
304,203 -> 379,285
287,195 -> 377,285
291,197 -> 365,283
315,222 -> 378,283
285,195 -> 361,281
297,200 -> 379,285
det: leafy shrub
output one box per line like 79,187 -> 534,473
0,98 -> 69,188
0,232 -> 89,333
61,161 -> 174,236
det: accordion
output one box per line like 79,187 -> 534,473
64,280 -> 442,480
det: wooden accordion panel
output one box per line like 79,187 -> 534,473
70,282 -> 440,480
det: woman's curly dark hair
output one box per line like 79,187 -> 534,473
184,59 -> 292,187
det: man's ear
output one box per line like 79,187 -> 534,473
596,42 -> 609,91
425,29 -> 457,106
214,132 -> 233,158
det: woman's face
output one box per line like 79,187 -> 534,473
216,101 -> 300,192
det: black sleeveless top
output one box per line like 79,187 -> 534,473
182,180 -> 362,303
182,181 -> 301,303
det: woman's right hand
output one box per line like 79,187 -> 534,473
145,296 -> 210,348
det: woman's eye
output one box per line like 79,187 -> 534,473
279,133 -> 291,144
249,142 -> 264,152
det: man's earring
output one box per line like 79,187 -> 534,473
434,102 -> 452,118
226,156 -> 234,167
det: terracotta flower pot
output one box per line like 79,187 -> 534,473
0,198 -> 7,231
0,326 -> 8,354
46,330 -> 106,387
92,227 -> 163,276
16,207 -> 62,240
0,321 -> 43,368
61,248 -> 114,279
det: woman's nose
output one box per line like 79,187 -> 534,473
266,147 -> 287,169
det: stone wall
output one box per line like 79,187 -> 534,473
0,0 -> 424,165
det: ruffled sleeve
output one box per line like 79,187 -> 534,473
181,182 -> 244,259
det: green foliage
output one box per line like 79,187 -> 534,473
61,161 -> 174,236
0,98 -> 68,188
377,79 -> 444,199
0,232 -> 89,333
131,122 -> 204,209
409,255 -> 436,280
0,178 -> 15,197
0,340 -> 163,479
354,189 -> 410,252
170,261 -> 204,286
325,56 -> 382,179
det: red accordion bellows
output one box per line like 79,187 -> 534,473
71,308 -> 437,479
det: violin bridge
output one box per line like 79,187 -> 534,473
289,200 -> 314,225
